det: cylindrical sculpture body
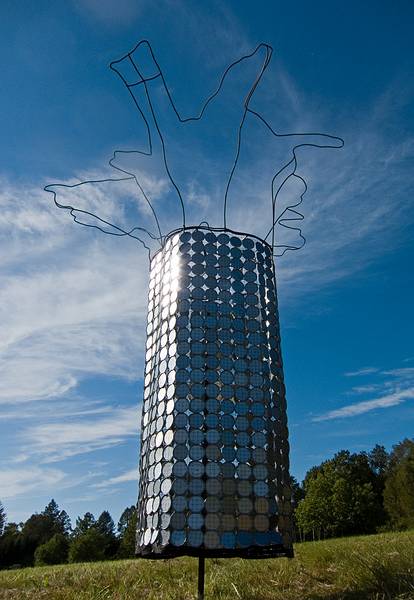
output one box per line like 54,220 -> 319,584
136,227 -> 293,558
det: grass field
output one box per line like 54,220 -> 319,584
0,530 -> 413,600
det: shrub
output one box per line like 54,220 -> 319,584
68,529 -> 106,563
34,533 -> 69,566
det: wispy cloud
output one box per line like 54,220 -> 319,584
0,399 -> 113,422
2,24 -> 414,517
314,389 -> 414,422
94,467 -> 138,489
382,368 -> 414,378
205,70 -> 414,300
347,384 -> 384,395
0,177 -> 149,406
1,74 -> 412,414
73,0 -> 145,26
315,363 -> 414,421
345,367 -> 379,377
20,405 -> 139,463
0,467 -> 66,499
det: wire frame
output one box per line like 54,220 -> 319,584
136,227 -> 293,558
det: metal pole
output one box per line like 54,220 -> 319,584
197,556 -> 205,600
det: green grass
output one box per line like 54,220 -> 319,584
0,531 -> 413,600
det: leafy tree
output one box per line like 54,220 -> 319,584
363,444 -> 390,505
0,502 -> 5,537
72,512 -> 96,537
288,476 -> 305,541
0,523 -> 23,568
296,471 -> 334,540
34,533 -> 69,566
22,499 -> 71,546
22,514 -> 50,547
15,499 -> 71,566
68,528 -> 106,563
296,449 -> 386,540
367,444 -> 389,476
117,506 -> 137,558
384,438 -> 414,529
387,438 -> 414,470
289,476 -> 305,509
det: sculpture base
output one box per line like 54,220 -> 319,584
136,543 -> 294,559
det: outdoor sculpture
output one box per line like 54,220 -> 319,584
138,226 -> 292,558
46,39 -> 343,583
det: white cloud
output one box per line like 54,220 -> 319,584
315,365 -> 414,421
73,0 -> 144,25
0,400 -> 113,422
94,467 -> 138,489
344,367 -> 414,398
0,74 -> 412,417
313,389 -> 414,422
21,405 -> 139,463
0,467 -> 66,499
0,177 -> 150,406
1,39 -> 413,490
382,368 -> 414,378
0,361 -> 77,403
347,384 -> 384,395
345,367 -> 380,377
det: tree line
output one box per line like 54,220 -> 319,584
0,501 -> 137,568
293,438 -> 414,540
0,437 -> 413,568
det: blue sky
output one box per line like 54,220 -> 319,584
1,0 -> 413,527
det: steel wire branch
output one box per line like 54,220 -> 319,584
45,39 -> 343,259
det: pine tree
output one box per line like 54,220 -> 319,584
96,511 -> 115,538
42,499 -> 71,536
96,511 -> 118,558
117,506 -> 136,537
117,506 -> 137,558
72,512 -> 96,538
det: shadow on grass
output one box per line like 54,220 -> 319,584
239,592 -> 410,600
310,592 -> 411,600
